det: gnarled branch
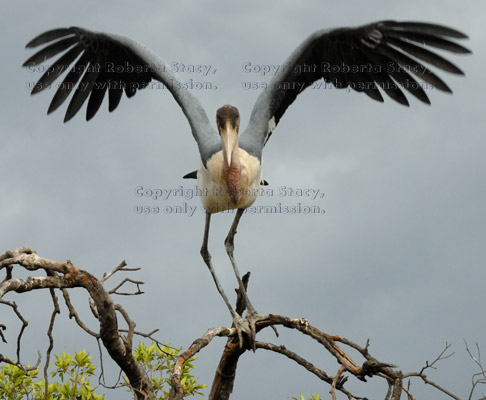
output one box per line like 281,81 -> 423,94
0,247 -> 155,400
0,248 -> 474,400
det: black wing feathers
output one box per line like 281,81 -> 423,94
24,21 -> 470,161
23,27 -> 156,122
238,21 -> 470,158
382,31 -> 470,54
23,36 -> 79,66
25,28 -> 75,48
273,21 -> 470,127
30,44 -> 84,95
47,48 -> 94,116
384,37 -> 464,74
384,21 -> 468,38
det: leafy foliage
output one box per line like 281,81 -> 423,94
125,342 -> 207,399
291,394 -> 321,400
0,349 -> 103,400
0,343 -> 206,400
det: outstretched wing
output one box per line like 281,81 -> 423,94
23,27 -> 220,163
239,20 -> 470,159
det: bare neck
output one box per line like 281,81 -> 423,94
223,143 -> 241,204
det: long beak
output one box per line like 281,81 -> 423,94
221,123 -> 238,166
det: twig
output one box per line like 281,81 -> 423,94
101,260 -> 140,284
330,366 -> 347,400
109,278 -> 145,296
170,327 -> 233,400
0,299 -> 29,363
44,288 -> 60,400
0,324 -> 6,343
403,343 -> 460,400
114,304 -> 135,351
419,342 -> 455,374
465,340 -> 486,400
61,288 -> 100,338
0,351 -> 41,372
257,341 -> 333,384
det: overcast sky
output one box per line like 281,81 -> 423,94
1,0 -> 485,399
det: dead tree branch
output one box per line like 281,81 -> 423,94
208,272 -> 251,400
0,247 -> 155,400
403,343 -> 460,400
43,288 -> 60,400
0,298 -> 29,363
0,248 -> 474,400
109,278 -> 145,296
169,326 -> 234,400
465,340 -> 486,400
171,312 -> 463,400
61,288 -> 100,338
101,260 -> 141,284
0,324 -> 6,344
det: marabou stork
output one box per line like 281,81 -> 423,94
23,20 -> 470,347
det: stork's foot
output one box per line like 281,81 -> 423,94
232,310 -> 260,351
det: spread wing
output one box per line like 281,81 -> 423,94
23,27 -> 220,162
239,20 -> 470,159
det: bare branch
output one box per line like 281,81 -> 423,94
0,275 -> 76,297
101,260 -> 141,284
330,366 -> 347,400
254,314 -> 366,379
0,247 -> 35,263
0,250 -> 77,276
465,340 -> 486,400
391,373 -> 403,400
109,278 -> 145,296
0,299 -> 29,363
403,343 -> 460,400
418,342 -> 455,375
61,288 -> 100,338
465,340 -> 485,377
174,313 -> 402,399
403,373 -> 460,400
385,380 -> 394,400
208,272 -> 252,400
0,351 -> 41,372
0,324 -> 6,343
255,340 -> 356,399
402,382 -> 414,400
0,248 -> 155,400
114,304 -> 135,352
0,248 -> 470,400
89,298 -> 99,320
43,288 -> 60,400
257,341 -> 333,385
170,326 -> 233,400
119,328 -> 160,340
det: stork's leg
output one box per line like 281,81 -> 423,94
224,208 -> 259,349
200,211 -> 250,347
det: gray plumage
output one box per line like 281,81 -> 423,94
23,21 -> 470,164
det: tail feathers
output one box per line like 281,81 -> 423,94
183,170 -> 198,179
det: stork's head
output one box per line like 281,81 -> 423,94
216,105 -> 240,167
